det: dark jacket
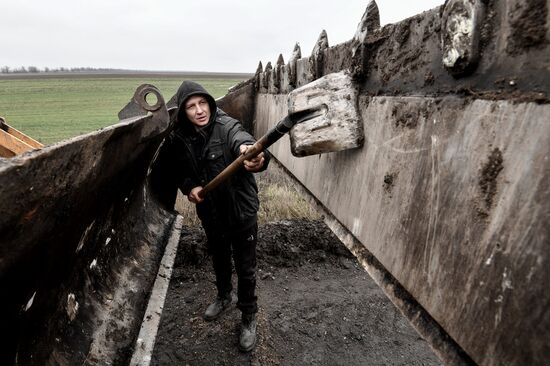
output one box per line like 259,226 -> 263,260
151,81 -> 269,235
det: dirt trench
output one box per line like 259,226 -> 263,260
151,219 -> 441,366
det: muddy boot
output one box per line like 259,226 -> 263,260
203,294 -> 232,321
239,312 -> 257,352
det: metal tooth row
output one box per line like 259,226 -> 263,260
255,0 -> 381,94
255,42 -> 304,94
253,31 -> 335,94
254,0 -> 491,94
254,31 -> 334,94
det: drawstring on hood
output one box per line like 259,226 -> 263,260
175,81 -> 218,134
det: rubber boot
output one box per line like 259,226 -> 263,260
239,312 -> 257,352
203,294 -> 232,321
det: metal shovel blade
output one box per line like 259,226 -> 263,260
287,71 -> 364,157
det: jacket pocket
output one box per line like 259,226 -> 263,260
205,143 -> 226,181
231,174 -> 259,222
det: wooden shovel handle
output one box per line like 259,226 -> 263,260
196,115 -> 297,199
197,140 -> 265,199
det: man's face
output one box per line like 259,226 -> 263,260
184,95 -> 211,127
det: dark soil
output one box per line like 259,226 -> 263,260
151,219 -> 441,366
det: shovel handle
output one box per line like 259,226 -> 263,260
198,141 -> 265,198
197,116 -> 296,199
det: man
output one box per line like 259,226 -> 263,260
156,80 -> 269,352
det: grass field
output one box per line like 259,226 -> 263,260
0,75 -> 245,144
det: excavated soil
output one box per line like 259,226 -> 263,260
151,219 -> 441,365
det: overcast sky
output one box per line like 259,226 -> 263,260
1,0 -> 444,73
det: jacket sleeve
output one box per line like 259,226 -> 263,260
149,137 -> 179,210
149,134 -> 200,210
170,135 -> 200,195
179,175 -> 198,196
226,119 -> 271,172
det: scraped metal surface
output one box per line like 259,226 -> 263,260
245,1 -> 550,364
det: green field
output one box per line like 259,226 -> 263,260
0,75 -> 245,144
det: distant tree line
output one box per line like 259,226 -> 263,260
0,66 -> 118,74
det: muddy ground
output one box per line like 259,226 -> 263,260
151,219 -> 441,366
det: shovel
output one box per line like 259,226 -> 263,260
198,71 -> 364,198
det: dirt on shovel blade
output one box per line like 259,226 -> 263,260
151,219 -> 441,366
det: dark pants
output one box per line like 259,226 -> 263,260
205,222 -> 258,314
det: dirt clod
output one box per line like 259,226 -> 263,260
478,148 -> 504,216
383,172 -> 397,194
392,103 -> 422,129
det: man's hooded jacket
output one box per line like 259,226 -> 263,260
150,81 -> 269,234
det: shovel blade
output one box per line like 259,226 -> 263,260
288,71 -> 364,157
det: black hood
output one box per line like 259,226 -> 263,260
175,81 -> 217,130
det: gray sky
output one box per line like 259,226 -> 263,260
1,0 -> 444,73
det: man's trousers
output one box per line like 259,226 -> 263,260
205,222 -> 258,314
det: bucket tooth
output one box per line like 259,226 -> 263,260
274,54 -> 285,93
265,61 -> 275,93
260,61 -> 271,93
255,61 -> 263,91
288,43 -> 302,87
441,0 -> 485,76
277,54 -> 285,66
256,61 -> 263,73
351,0 -> 380,77
290,43 -> 302,61
312,29 -> 329,53
310,30 -> 329,79
354,0 -> 380,44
